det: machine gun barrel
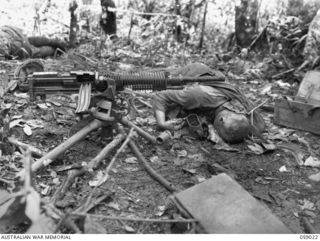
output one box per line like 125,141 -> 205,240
25,70 -> 226,114
27,70 -> 225,99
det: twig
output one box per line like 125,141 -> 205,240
72,213 -> 197,223
248,99 -> 268,114
198,1 -> 208,50
87,132 -> 126,171
83,128 -> 133,210
248,99 -> 268,126
120,117 -> 156,144
98,128 -> 135,186
51,133 -> 125,204
16,119 -> 104,181
76,191 -> 113,215
271,68 -> 295,79
117,125 -> 178,192
129,140 -> 178,192
51,169 -> 86,205
8,137 -> 43,158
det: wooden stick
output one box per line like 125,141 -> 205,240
87,132 -> 126,171
51,168 -> 86,205
128,139 -> 179,192
96,128 -> 134,186
198,1 -> 208,50
120,117 -> 156,144
271,68 -> 295,79
16,119 -> 104,181
73,213 -> 197,223
8,137 -> 44,158
52,133 -> 125,204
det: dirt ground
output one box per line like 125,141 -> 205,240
1,56 -> 320,234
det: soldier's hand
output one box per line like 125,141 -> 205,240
162,118 -> 185,131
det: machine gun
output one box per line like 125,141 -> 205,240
15,69 -> 225,182
21,70 -> 225,117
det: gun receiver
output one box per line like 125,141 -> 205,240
25,70 -> 225,114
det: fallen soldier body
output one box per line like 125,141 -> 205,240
0,25 -> 67,59
152,63 -> 266,144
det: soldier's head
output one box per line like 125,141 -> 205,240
213,110 -> 250,143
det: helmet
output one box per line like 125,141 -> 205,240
213,110 -> 250,143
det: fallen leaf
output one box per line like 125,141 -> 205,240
89,171 -> 104,187
248,143 -> 264,155
47,100 -> 62,107
276,80 -> 291,88
177,150 -> 187,158
255,177 -> 270,185
50,171 -> 57,178
279,165 -> 288,172
41,185 -> 50,196
37,103 -> 48,110
124,166 -> 139,172
197,176 -> 206,183
23,124 -> 32,136
150,156 -> 159,163
309,172 -> 320,182
124,157 -> 137,164
14,92 -> 28,98
11,115 -> 23,120
158,205 -> 165,211
155,206 -> 166,217
304,156 -> 320,168
260,84 -> 272,95
26,119 -> 44,129
261,141 -> 276,151
107,202 -> 121,211
52,178 -> 60,185
300,199 -> 315,211
124,224 -> 135,233
182,168 -> 196,174
9,119 -> 23,129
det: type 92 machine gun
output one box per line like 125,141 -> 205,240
15,69 -> 225,186
23,70 -> 225,118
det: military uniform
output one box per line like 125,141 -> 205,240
152,63 -> 265,137
0,25 -> 67,59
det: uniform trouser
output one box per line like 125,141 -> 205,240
28,36 -> 67,51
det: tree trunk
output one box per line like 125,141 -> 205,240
69,0 -> 79,48
198,0 -> 208,50
174,0 -> 182,42
235,0 -> 259,48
